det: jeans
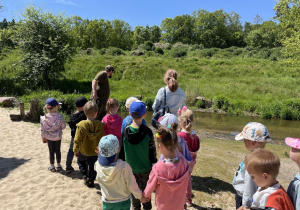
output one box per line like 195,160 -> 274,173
131,170 -> 152,210
77,152 -> 98,181
66,137 -> 74,168
47,140 -> 61,165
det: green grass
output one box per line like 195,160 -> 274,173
1,47 -> 300,120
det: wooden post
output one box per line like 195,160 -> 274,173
20,102 -> 25,119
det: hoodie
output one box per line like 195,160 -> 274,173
119,124 -> 157,174
73,120 -> 104,156
121,115 -> 147,133
40,112 -> 66,141
95,159 -> 142,202
143,154 -> 190,210
68,111 -> 86,137
102,114 -> 123,141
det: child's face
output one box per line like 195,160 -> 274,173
110,106 -> 119,114
290,147 -> 300,163
244,139 -> 255,151
247,168 -> 269,189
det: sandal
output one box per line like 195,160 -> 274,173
56,166 -> 62,171
48,166 -> 56,172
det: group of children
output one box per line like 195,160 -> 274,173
40,96 -> 300,210
40,96 -> 200,209
232,122 -> 300,210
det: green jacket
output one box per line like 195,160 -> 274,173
119,124 -> 157,174
73,120 -> 104,156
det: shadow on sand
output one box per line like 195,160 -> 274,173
0,157 -> 29,180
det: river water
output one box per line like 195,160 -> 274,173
119,111 -> 300,143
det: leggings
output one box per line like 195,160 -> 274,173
47,140 -> 61,165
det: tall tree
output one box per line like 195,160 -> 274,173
274,0 -> 300,66
17,5 -> 76,87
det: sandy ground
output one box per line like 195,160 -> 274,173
0,107 -> 298,210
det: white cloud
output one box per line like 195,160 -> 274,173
56,0 -> 79,6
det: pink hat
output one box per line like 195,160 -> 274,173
285,137 -> 300,149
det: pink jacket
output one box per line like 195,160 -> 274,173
102,114 -> 123,140
40,112 -> 66,141
143,154 -> 189,210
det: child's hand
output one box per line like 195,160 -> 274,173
95,147 -> 99,155
42,137 -> 47,143
74,152 -> 79,157
140,196 -> 150,203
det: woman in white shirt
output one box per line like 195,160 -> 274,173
152,69 -> 186,117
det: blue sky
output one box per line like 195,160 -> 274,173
0,0 -> 277,28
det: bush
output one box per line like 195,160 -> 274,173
145,51 -> 155,57
106,47 -> 125,56
154,47 -> 164,55
171,48 -> 187,58
144,98 -> 154,111
144,41 -> 154,51
99,48 -> 106,55
280,107 -> 294,120
213,95 -> 230,111
261,107 -> 273,119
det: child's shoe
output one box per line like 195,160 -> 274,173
66,166 -> 74,174
48,166 -> 56,172
56,165 -> 63,172
186,200 -> 193,207
86,179 -> 94,188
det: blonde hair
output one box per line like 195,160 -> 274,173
164,69 -> 178,92
245,148 -> 280,177
156,126 -> 178,152
84,101 -> 98,118
178,108 -> 194,133
43,104 -> 58,120
106,98 -> 119,114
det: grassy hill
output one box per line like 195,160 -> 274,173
1,47 -> 300,120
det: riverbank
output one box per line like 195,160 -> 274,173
0,107 -> 298,210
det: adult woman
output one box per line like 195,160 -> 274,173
152,69 -> 186,117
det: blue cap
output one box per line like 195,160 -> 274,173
129,101 -> 146,117
98,135 -> 119,166
45,98 -> 59,108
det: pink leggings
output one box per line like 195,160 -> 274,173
186,153 -> 197,202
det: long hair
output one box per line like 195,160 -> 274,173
164,69 -> 178,92
156,126 -> 178,152
106,98 -> 119,114
178,108 -> 194,134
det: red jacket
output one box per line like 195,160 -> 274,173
266,186 -> 295,210
177,131 -> 200,152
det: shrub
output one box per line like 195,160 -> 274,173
144,98 -> 154,111
280,107 -> 294,120
213,95 -> 230,111
106,47 -> 125,56
145,51 -> 155,57
154,47 -> 164,55
99,48 -> 106,55
144,41 -> 154,51
261,106 -> 273,119
171,48 -> 187,58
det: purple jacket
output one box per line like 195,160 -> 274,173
40,112 -> 66,141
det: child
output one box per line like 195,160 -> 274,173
177,107 -> 200,207
159,113 -> 192,163
40,98 -> 66,172
285,137 -> 300,209
121,97 -> 146,133
119,101 -> 157,210
143,127 -> 190,210
95,134 -> 148,209
241,148 -> 294,210
65,96 -> 88,174
101,98 -> 123,141
233,122 -> 272,209
73,101 -> 105,188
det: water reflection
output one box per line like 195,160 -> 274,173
119,111 -> 300,142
